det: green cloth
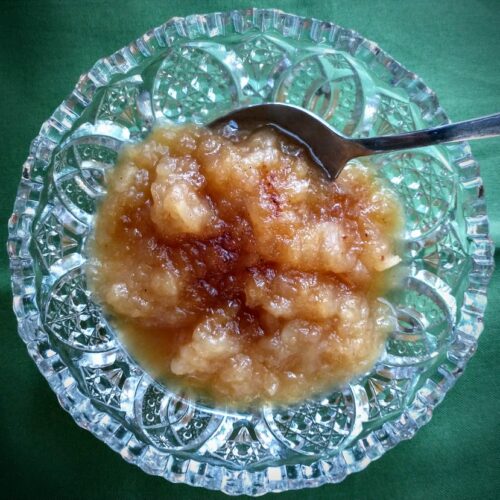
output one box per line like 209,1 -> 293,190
1,1 -> 499,498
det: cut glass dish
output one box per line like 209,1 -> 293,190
7,8 -> 494,496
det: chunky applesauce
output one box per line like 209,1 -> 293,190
87,124 -> 402,405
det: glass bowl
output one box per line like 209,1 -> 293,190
7,8 -> 494,496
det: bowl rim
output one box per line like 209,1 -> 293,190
7,7 -> 495,496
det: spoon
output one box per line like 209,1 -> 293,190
210,103 -> 500,180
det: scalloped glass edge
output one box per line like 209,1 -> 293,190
7,8 -> 495,496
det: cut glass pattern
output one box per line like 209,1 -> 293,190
7,8 -> 494,496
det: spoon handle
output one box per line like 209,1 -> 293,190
354,112 -> 500,153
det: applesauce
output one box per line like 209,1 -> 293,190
87,124 -> 402,406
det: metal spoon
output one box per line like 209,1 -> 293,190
210,103 -> 500,180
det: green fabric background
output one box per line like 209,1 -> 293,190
1,1 -> 499,498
